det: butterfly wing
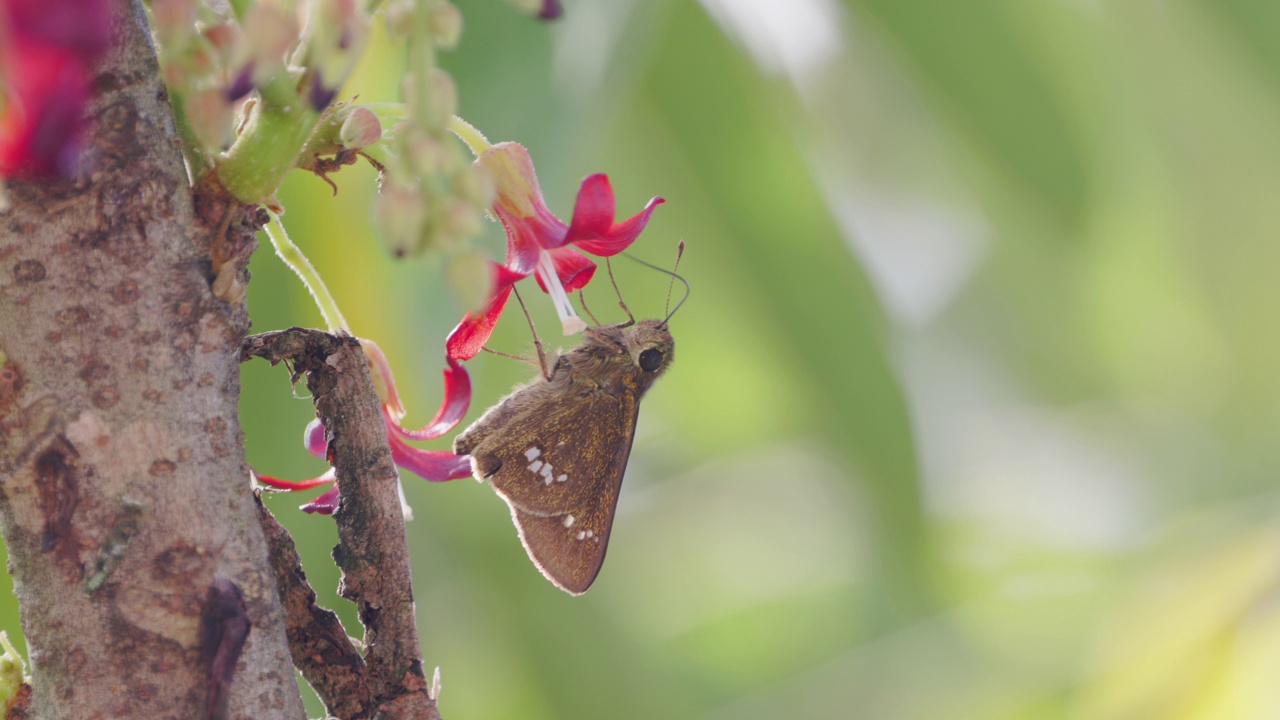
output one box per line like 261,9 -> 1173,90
467,387 -> 639,595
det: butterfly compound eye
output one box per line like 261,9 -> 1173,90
639,348 -> 664,372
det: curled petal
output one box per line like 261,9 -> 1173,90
533,247 -> 597,294
252,467 -> 336,491
301,485 -> 342,515
387,430 -> 472,482
446,263 -> 525,361
392,357 -> 471,441
361,338 -> 406,421
565,179 -> 665,256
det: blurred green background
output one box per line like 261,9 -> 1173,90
13,0 -> 1280,718
238,0 -> 1280,717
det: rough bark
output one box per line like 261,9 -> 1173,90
0,1 -> 305,718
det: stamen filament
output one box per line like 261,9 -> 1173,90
536,252 -> 586,335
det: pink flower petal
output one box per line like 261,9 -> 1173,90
390,357 -> 471,440
252,467 -> 336,491
446,263 -> 525,361
496,210 -> 558,270
387,430 -> 472,482
301,485 -> 342,514
567,174 -> 616,236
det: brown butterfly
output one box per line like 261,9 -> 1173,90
452,318 -> 674,594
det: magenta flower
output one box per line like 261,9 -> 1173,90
0,0 -> 111,178
446,141 -> 664,361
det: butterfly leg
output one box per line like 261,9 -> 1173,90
577,289 -> 602,326
510,285 -> 552,379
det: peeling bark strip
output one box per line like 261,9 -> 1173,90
0,0 -> 305,717
243,328 -> 442,720
256,494 -> 371,719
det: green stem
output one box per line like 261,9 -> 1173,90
263,212 -> 349,333
217,94 -> 319,204
448,115 -> 492,157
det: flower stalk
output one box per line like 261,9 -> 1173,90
263,211 -> 349,334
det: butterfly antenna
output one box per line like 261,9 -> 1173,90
664,240 -> 685,317
621,243 -> 690,326
511,285 -> 551,379
605,258 -> 636,326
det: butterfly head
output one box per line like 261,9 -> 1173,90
625,318 -> 674,372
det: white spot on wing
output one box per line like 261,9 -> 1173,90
556,474 -> 567,483
563,514 -> 575,527
576,530 -> 586,540
541,464 -> 555,485
528,460 -> 543,473
524,447 -> 541,461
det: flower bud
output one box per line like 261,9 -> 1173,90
0,631 -> 28,710
375,184 -> 429,257
383,0 -> 413,38
427,69 -> 458,128
339,107 -> 382,149
186,88 -> 235,151
429,3 -> 463,50
453,163 -> 496,208
244,2 -> 300,82
437,198 -> 483,246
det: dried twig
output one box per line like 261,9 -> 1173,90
243,328 -> 441,720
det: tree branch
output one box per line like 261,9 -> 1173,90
242,329 -> 441,720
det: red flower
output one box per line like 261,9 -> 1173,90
0,0 -> 111,178
446,142 -> 664,361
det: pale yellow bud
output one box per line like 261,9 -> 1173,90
429,3 -> 463,50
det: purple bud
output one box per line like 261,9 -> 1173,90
309,73 -> 338,111
539,0 -> 562,20
225,64 -> 255,102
